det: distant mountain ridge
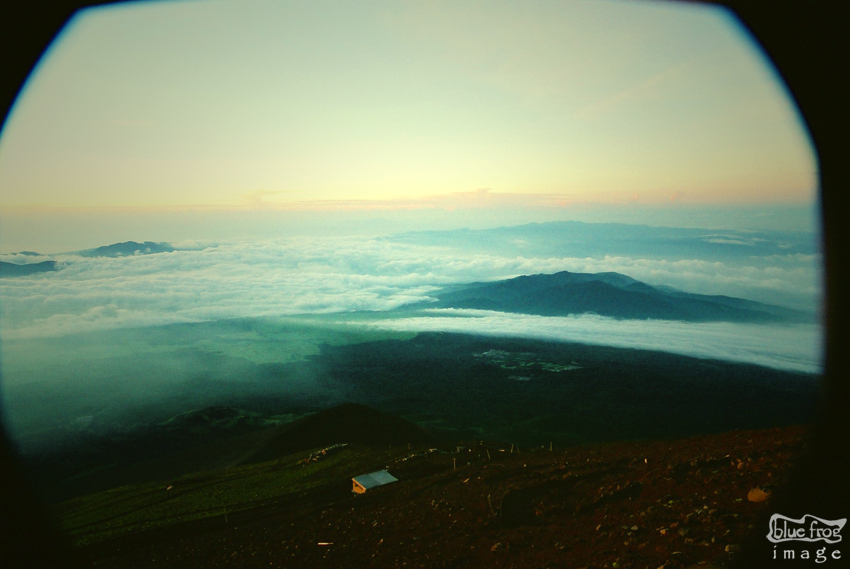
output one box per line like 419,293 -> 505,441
421,270 -> 808,323
389,220 -> 817,261
80,241 -> 174,257
0,260 -> 57,277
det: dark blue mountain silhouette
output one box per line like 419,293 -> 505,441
423,270 -> 807,323
0,260 -> 56,277
79,241 -> 174,257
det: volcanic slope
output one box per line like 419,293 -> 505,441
57,419 -> 809,569
241,403 -> 437,464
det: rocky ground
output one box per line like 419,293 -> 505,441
79,425 -> 807,569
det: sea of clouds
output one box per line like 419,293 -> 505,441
0,236 -> 819,335
0,233 -> 823,373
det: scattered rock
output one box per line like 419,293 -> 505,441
747,488 -> 769,502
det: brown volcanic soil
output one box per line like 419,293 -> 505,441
83,425 -> 807,569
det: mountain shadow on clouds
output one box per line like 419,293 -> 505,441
421,270 -> 809,323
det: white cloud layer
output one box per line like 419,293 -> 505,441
0,238 -> 815,332
0,234 -> 823,372
357,310 -> 822,374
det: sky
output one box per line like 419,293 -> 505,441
0,0 -> 818,255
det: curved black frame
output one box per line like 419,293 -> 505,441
1,2 -> 847,567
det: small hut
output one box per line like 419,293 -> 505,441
352,470 -> 398,494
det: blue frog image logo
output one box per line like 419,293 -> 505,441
768,514 -> 846,544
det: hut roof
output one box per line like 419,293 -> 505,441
352,470 -> 398,491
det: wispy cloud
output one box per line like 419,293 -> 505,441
705,238 -> 753,246
254,188 -> 587,212
0,252 -> 54,264
239,189 -> 294,208
577,64 -> 685,120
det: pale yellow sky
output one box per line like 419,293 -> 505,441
0,0 -> 817,212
